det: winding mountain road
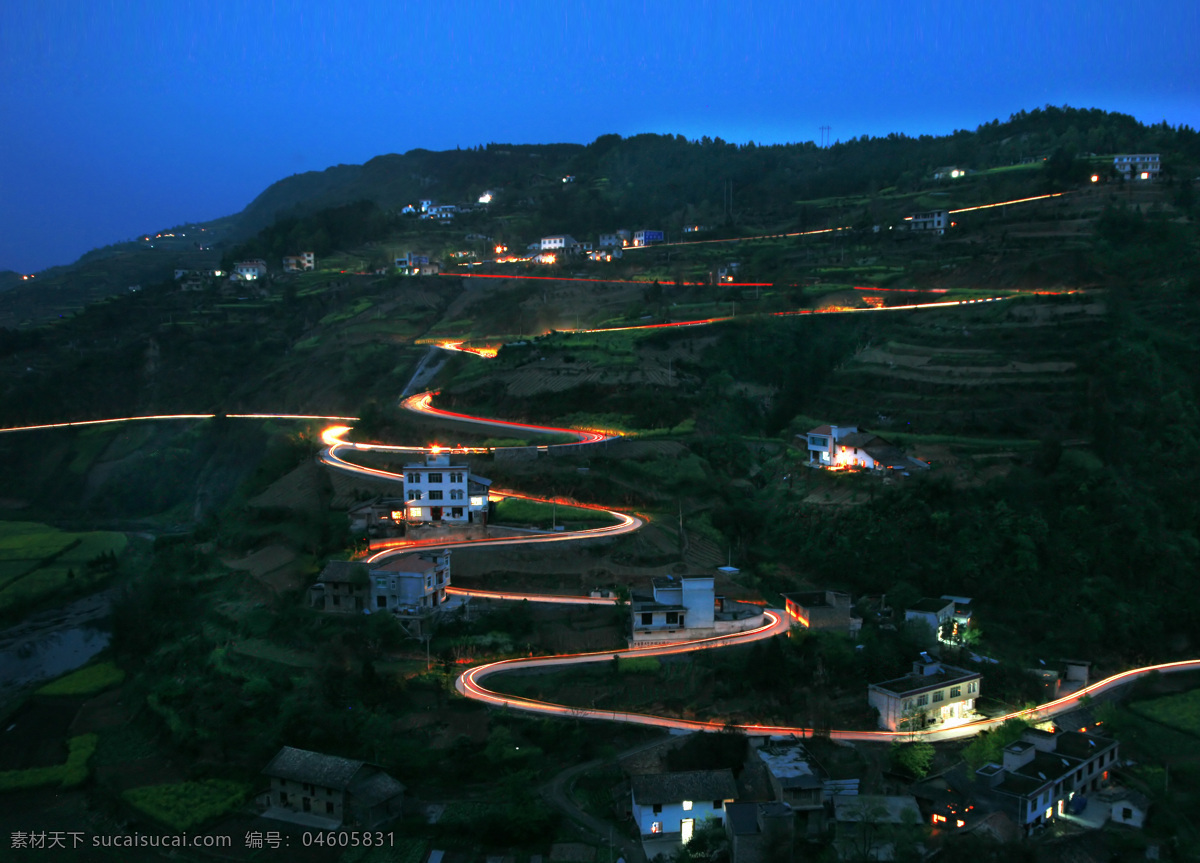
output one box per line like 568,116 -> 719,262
316,391 -> 1200,743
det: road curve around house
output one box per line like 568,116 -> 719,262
317,393 -> 1200,743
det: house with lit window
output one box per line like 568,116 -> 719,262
1113,153 -> 1161,181
868,654 -> 981,731
633,229 -> 664,246
802,424 -> 928,472
233,259 -> 269,280
904,210 -> 949,234
916,728 -> 1121,837
904,597 -> 957,640
783,590 -> 861,637
631,769 -> 738,857
262,746 -> 404,830
599,230 -> 631,248
402,452 -> 491,525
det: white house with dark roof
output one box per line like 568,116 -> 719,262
402,452 -> 490,525
868,654 -> 981,731
261,746 -> 404,830
802,424 -> 928,472
631,768 -> 738,854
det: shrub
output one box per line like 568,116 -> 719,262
0,733 -> 98,791
122,779 -> 249,831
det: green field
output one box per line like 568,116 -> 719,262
1131,688 -> 1200,736
492,497 -> 618,529
0,522 -> 127,614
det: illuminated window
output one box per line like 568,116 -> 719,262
410,507 -> 424,519
683,800 -> 692,811
651,822 -> 662,834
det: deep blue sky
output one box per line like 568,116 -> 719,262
2,0 -> 1197,274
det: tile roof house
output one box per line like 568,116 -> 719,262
631,769 -> 738,856
262,746 -> 404,830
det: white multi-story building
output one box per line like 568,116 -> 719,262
403,452 -> 490,524
599,230 -> 631,248
868,654 -> 981,731
540,234 -> 578,250
905,210 -> 949,234
282,252 -> 315,272
1113,153 -> 1161,181
370,550 -> 450,613
234,260 -> 269,280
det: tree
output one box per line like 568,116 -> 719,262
890,740 -> 935,779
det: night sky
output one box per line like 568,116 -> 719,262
2,0 -> 1197,274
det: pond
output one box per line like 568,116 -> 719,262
0,589 -> 114,706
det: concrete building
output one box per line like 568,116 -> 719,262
629,576 -> 764,647
540,234 -> 578,251
1113,153 -> 1161,181
868,654 -> 981,731
233,259 -> 269,280
974,729 -> 1120,835
403,452 -> 490,525
599,230 -> 631,248
633,229 -> 665,246
282,252 -> 315,272
783,590 -> 861,636
803,424 -> 928,472
313,551 -> 451,629
904,597 -> 957,640
904,210 -> 949,234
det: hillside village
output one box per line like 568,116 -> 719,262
0,109 -> 1198,862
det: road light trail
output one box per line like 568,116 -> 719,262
0,412 -> 360,435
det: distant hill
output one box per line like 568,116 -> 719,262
3,106 -> 1196,325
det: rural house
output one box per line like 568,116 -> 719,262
629,575 -> 763,646
313,550 -> 451,633
631,768 -> 738,856
262,746 -> 404,830
868,653 -> 981,730
783,590 -> 862,637
403,452 -> 490,525
802,424 -> 928,472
